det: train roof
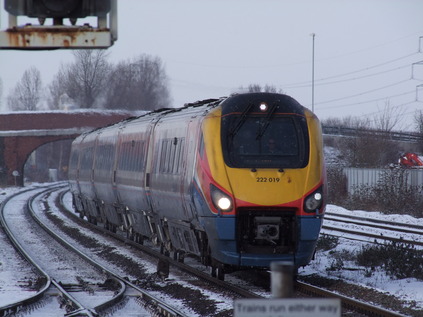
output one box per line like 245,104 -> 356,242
73,93 -> 304,141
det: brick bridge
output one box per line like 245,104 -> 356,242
0,111 -> 133,186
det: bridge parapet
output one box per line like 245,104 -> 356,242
0,110 -> 134,131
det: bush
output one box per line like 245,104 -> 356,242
373,169 -> 423,216
317,234 -> 339,251
356,241 -> 423,280
326,166 -> 348,205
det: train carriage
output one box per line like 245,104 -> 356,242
68,92 -> 326,280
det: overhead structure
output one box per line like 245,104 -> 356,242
0,0 -> 117,49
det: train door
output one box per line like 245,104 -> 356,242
143,117 -> 163,244
180,117 -> 202,221
144,118 -> 159,210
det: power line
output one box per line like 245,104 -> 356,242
317,90 -> 415,110
287,63 -> 412,89
283,52 -> 418,88
313,79 -> 411,106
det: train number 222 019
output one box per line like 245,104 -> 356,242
256,177 -> 280,183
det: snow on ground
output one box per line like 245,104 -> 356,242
1,185 -> 422,313
299,204 -> 423,311
0,187 -> 41,306
327,204 -> 423,227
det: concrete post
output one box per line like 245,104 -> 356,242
271,261 -> 294,298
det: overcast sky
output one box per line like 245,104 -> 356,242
1,0 -> 423,131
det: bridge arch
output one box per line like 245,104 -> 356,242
0,111 -> 133,186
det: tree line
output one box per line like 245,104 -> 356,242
4,50 -> 171,112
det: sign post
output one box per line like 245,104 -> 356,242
234,261 -> 341,317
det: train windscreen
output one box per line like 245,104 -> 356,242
222,115 -> 309,169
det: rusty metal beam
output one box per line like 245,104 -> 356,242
0,0 -> 117,49
0,25 -> 112,49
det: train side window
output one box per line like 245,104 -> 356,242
97,144 -> 114,171
159,139 -> 168,173
168,139 -> 177,173
173,137 -> 185,174
176,139 -> 185,174
118,141 -> 129,170
158,138 -> 186,174
117,139 -> 145,172
173,139 -> 182,174
133,140 -> 144,172
130,141 -> 136,171
80,147 -> 94,178
166,139 -> 173,173
69,151 -> 79,170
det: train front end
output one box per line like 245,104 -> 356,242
198,92 -> 325,269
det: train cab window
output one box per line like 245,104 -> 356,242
222,116 -> 309,168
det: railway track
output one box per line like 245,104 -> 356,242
0,184 -> 414,316
59,189 -> 410,317
323,211 -> 423,247
0,185 -> 188,316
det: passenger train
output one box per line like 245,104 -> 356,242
68,92 -> 326,279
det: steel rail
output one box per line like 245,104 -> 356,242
322,224 -> 423,247
33,186 -> 189,317
324,215 -> 423,236
296,281 -> 406,317
325,212 -> 423,232
28,187 -> 125,316
0,185 -> 91,317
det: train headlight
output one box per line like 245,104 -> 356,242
210,184 -> 233,212
304,187 -> 324,213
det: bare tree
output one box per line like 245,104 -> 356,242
103,54 -> 171,111
372,100 -> 404,132
69,50 -> 110,108
322,115 -> 371,129
247,84 -> 262,93
240,84 -> 283,94
48,50 -> 110,109
415,110 -> 423,135
7,67 -> 42,111
323,115 -> 397,167
47,64 -> 68,110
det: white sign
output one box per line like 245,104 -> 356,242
234,298 -> 341,317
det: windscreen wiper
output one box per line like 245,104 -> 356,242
256,104 -> 277,140
229,103 -> 255,137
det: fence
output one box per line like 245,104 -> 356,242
343,167 -> 423,194
322,126 -> 423,143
